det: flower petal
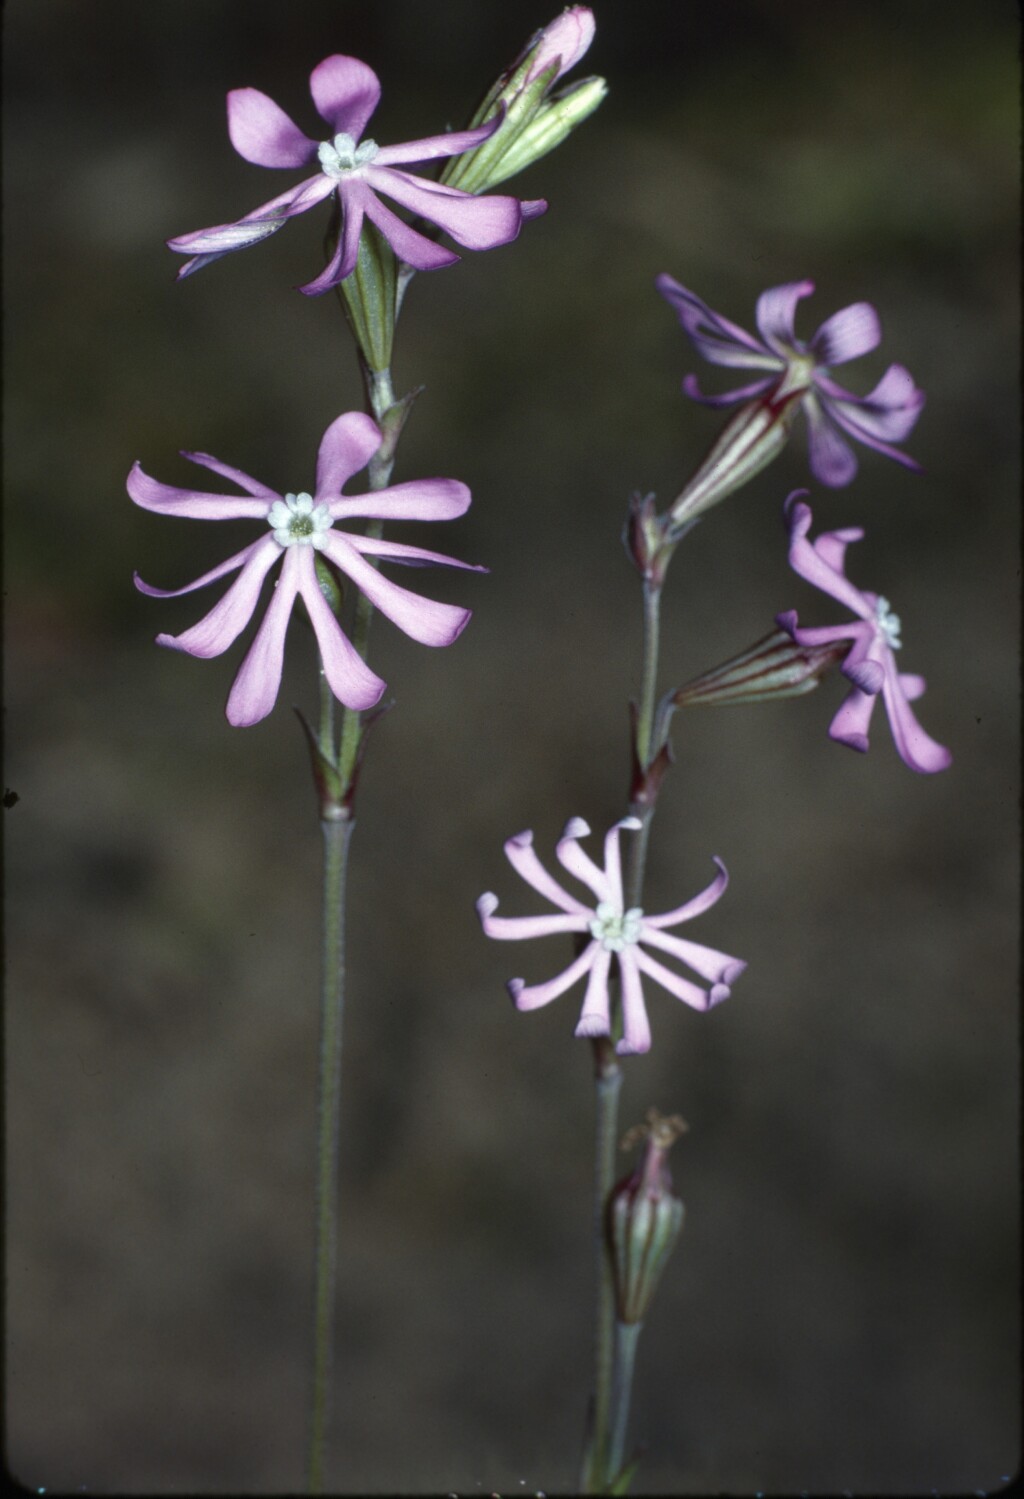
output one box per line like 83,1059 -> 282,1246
640,926 -> 746,987
475,892 -> 588,941
224,545 -> 302,726
633,946 -> 718,1012
314,411 -> 382,497
361,190 -> 461,271
373,116 -> 502,167
642,857 -> 730,929
321,534 -> 472,647
574,947 -> 614,1039
601,818 -> 641,910
755,280 -> 816,356
508,943 -> 597,1012
227,87 -> 317,168
828,686 -> 877,753
879,661 -> 952,773
656,274 -> 778,368
818,363 -> 925,464
294,548 -> 387,710
502,830 -> 592,916
367,168 -> 524,251
179,451 -> 279,498
158,536 -> 281,659
616,951 -> 652,1054
783,496 -> 874,621
127,461 -> 270,520
134,540 -> 261,599
328,477 -> 472,524
309,55 -> 381,139
809,301 -> 880,367
682,372 -> 776,408
350,534 -> 487,572
298,198 -> 361,296
556,819 -> 612,903
803,390 -> 859,486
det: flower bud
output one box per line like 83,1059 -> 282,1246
673,627 -> 845,709
336,219 -> 397,374
440,8 -> 606,195
607,1109 -> 687,1326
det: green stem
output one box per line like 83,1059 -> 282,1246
307,813 -> 355,1494
580,1035 -> 623,1493
606,1321 -> 642,1484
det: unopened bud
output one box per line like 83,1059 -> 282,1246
441,8 -> 606,195
608,1109 -> 687,1325
673,627 -> 845,709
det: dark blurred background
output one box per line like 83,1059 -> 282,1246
3,1 -> 1019,1492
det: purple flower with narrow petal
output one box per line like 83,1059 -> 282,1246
168,54 -> 545,295
128,412 -> 484,727
776,493 -> 951,774
476,817 -> 745,1056
657,274 -> 925,488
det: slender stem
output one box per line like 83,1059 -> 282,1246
307,813 -> 355,1494
606,1321 -> 643,1484
581,1035 -> 623,1494
634,579 -> 662,772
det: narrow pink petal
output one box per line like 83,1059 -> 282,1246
784,497 -> 874,621
777,615 -> 862,653
502,830 -> 592,916
309,55 -> 381,139
656,274 -> 775,366
755,281 -> 816,356
314,411 -> 382,497
369,169 -> 524,251
180,451 -> 279,498
227,87 -> 318,168
373,116 -> 501,167
839,628 -> 887,694
156,537 -> 280,659
879,661 -> 952,774
828,687 -> 877,753
520,198 -> 548,219
134,540 -> 260,599
361,190 -> 461,271
321,534 -> 471,647
556,821 -> 611,903
633,947 -> 714,1011
574,947 -> 613,1038
127,461 -> 270,520
475,893 -> 588,941
616,952 -> 652,1055
682,373 -> 775,407
298,215 -> 353,297
295,549 -> 387,710
643,858 -> 730,929
350,534 -> 486,573
816,364 -> 925,444
509,943 -> 597,1012
167,176 -> 334,255
329,478 -> 471,524
802,392 -> 860,487
811,525 -> 865,579
808,301 -> 880,366
640,926 -> 746,987
602,818 -> 641,910
898,672 -> 927,703
224,546 -> 301,726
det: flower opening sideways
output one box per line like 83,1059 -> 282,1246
776,493 -> 952,773
129,412 -> 484,726
657,275 -> 925,488
476,817 -> 745,1055
168,54 -> 546,294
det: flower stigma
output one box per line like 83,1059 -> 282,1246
267,493 -> 333,550
589,902 -> 645,954
317,133 -> 380,179
874,595 -> 902,650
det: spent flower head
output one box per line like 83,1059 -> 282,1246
776,493 -> 952,774
168,54 -> 545,294
128,412 -> 484,726
657,276 -> 925,526
609,1109 -> 687,1325
441,7 -> 606,195
476,817 -> 744,1055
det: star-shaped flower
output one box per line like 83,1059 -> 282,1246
776,493 -> 951,773
476,817 -> 745,1055
657,275 -> 925,488
168,54 -> 545,294
128,411 -> 484,726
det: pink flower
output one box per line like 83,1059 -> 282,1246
776,493 -> 952,774
476,817 -> 745,1055
657,275 -> 925,488
168,54 -> 545,294
129,411 -> 484,727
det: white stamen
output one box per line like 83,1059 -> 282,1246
874,595 -> 902,650
589,901 -> 644,954
317,132 -> 379,179
267,492 -> 333,550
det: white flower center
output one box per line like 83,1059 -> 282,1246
874,595 -> 902,650
317,133 -> 379,179
267,493 -> 333,550
589,902 -> 644,954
